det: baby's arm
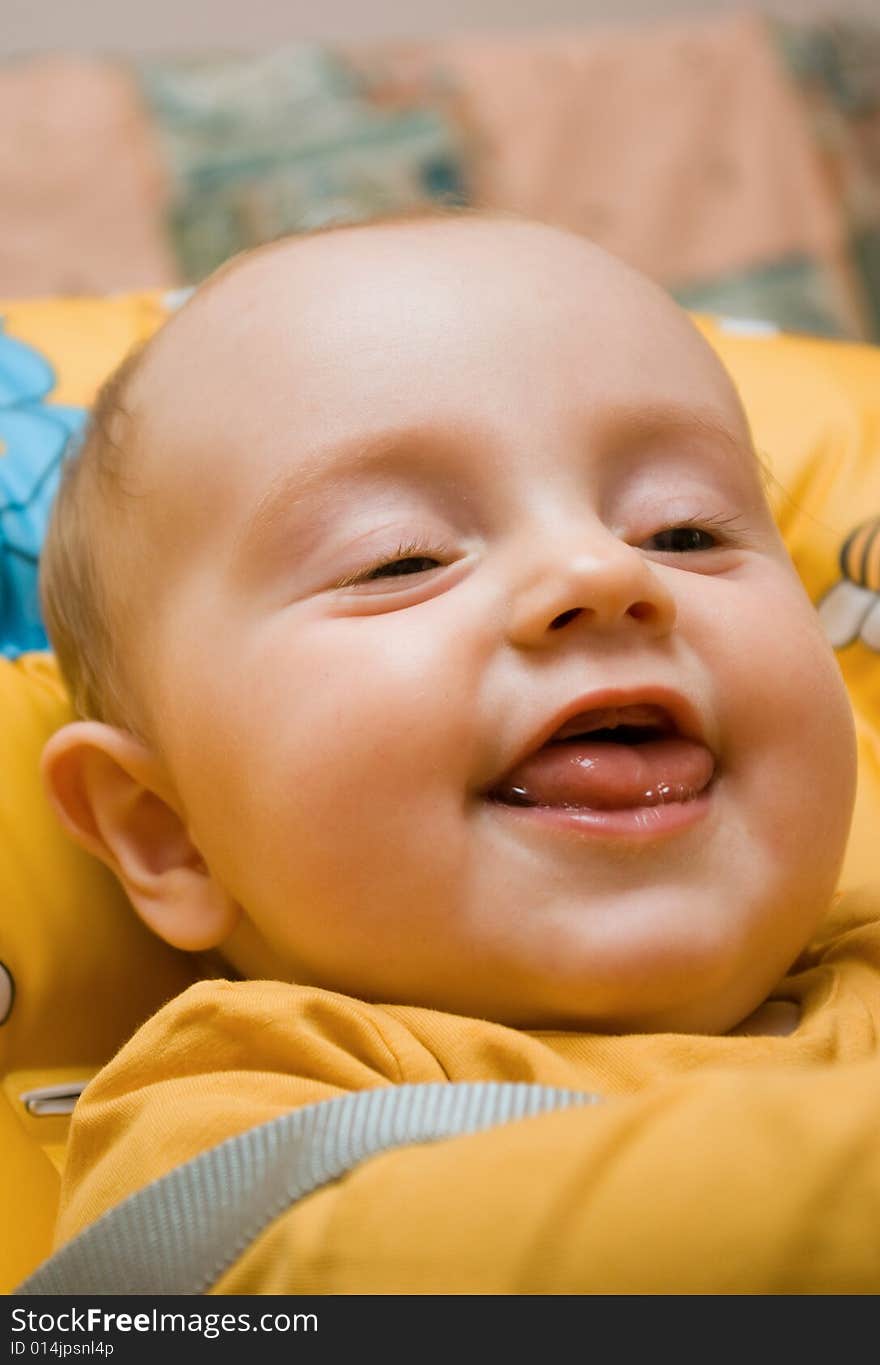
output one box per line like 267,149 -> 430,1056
212,1058 -> 880,1294
53,978 -> 880,1294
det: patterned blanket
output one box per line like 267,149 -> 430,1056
0,13 -> 878,341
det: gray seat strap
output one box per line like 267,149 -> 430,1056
16,1080 -> 599,1296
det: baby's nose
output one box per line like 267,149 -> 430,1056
504,537 -> 676,649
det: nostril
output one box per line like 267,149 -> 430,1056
627,601 -> 656,623
550,608 -> 582,630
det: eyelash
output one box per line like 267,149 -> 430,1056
334,513 -> 745,589
643,512 -> 746,553
335,539 -> 453,588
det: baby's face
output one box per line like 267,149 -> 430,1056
128,219 -> 856,1032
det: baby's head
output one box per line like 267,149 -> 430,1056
40,211 -> 857,1034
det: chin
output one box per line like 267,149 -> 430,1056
491,933 -> 771,1035
518,988 -> 762,1036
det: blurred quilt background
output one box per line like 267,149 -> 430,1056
2,8 -> 880,339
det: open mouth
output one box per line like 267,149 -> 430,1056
488,703 -> 716,812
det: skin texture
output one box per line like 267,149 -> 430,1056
43,217 -> 858,1033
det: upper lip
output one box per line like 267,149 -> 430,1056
486,685 -> 710,790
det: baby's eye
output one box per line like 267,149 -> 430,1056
334,540 -> 452,589
362,554 -> 443,581
645,525 -> 719,553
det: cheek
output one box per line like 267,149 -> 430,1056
182,614 -> 476,866
703,574 -> 857,859
176,616 -> 487,980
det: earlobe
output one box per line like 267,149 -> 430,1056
40,722 -> 241,952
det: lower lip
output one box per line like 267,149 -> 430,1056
484,788 -> 713,841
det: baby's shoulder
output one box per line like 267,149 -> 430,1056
121,975 -> 412,1087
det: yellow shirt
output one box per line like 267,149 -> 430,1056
56,885 -> 880,1294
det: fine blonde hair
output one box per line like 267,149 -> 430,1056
40,343 -> 149,731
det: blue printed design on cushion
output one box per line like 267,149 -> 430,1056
0,325 -> 87,658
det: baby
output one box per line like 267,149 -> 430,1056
33,211 -> 880,1293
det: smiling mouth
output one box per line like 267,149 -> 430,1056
487,704 -> 716,812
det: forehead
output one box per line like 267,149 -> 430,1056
129,219 -> 751,520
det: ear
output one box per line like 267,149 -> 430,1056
40,721 -> 241,952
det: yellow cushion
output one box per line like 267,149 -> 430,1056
0,653 -> 196,1291
0,295 -> 878,1289
1,291 -> 172,406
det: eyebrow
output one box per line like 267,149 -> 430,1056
604,404 -> 754,463
231,425 -> 458,570
232,403 -> 754,570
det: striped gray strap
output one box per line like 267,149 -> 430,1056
17,1080 -> 599,1296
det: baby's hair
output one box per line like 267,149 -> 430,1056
40,343 -> 150,732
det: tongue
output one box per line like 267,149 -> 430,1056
492,737 -> 715,810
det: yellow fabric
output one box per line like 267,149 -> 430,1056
1,292 -> 171,405
55,885 -> 880,1292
